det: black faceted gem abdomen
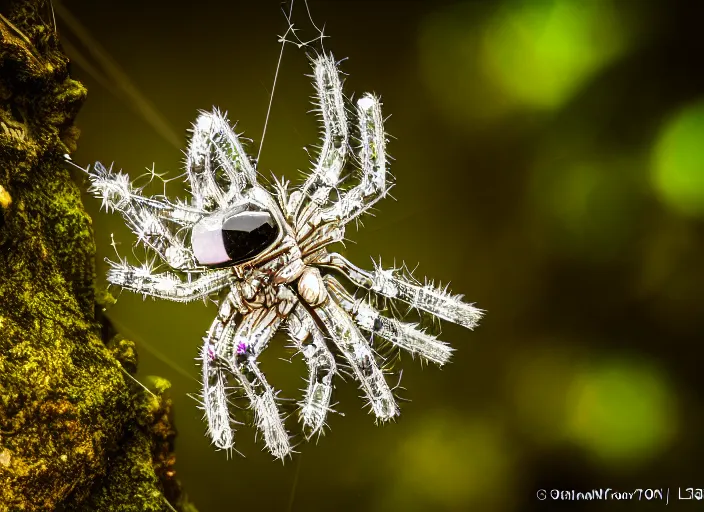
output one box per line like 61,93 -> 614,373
222,211 -> 279,264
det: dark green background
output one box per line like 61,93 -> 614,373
59,0 -> 704,510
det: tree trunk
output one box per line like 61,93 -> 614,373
0,2 -> 196,510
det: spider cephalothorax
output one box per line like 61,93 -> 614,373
85,53 -> 483,459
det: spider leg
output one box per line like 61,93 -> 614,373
200,345 -> 236,452
106,259 -> 231,302
321,92 -> 389,225
323,275 -> 454,366
287,302 -> 336,439
87,162 -> 203,270
186,108 -> 259,211
289,53 -> 349,219
315,252 -> 484,330
221,306 -> 294,460
199,289 -> 272,453
312,294 -> 399,422
199,294 -> 240,451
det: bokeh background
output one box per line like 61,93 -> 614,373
57,0 -> 703,510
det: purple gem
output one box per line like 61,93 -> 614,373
236,342 -> 248,355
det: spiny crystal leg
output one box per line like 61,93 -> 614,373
289,53 -> 349,219
287,302 -> 336,438
186,108 -> 259,211
87,162 -> 204,224
200,302 -> 238,450
106,260 -> 231,302
87,162 -> 202,269
324,276 -> 454,366
322,93 -> 389,224
224,307 -> 293,460
313,296 -> 398,421
316,252 -> 484,330
200,292 -> 249,451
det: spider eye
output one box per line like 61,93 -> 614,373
191,204 -> 280,266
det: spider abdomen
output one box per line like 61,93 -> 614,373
297,267 -> 327,306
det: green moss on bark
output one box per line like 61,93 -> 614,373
0,2 -> 197,510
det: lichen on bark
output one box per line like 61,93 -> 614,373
0,1 -> 196,510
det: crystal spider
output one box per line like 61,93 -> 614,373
84,53 -> 483,460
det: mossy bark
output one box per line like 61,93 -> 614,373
0,2 -> 196,510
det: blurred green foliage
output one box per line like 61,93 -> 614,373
565,358 -> 676,466
652,101 -> 704,217
419,0 -> 635,123
481,0 -> 628,110
531,155 -> 647,262
379,413 -> 514,510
